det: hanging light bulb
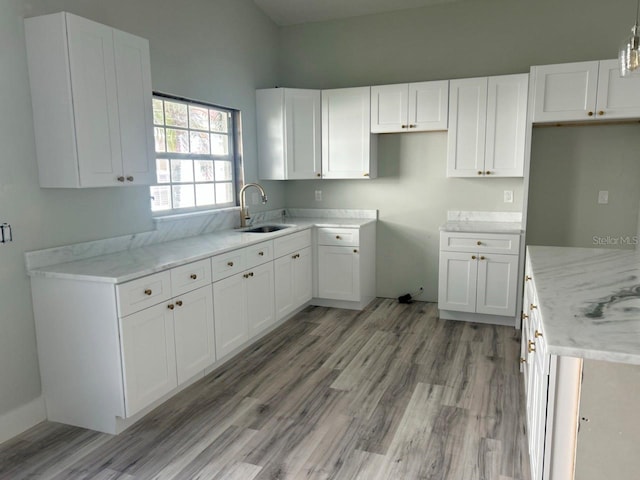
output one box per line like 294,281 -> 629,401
620,0 -> 640,76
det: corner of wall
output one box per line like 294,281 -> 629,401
0,396 -> 46,446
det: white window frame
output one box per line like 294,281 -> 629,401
150,93 -> 240,215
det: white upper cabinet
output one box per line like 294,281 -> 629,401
485,74 -> 529,176
257,88 -> 321,180
595,59 -> 640,119
322,87 -> 378,179
447,74 -> 528,177
532,59 -> 640,123
112,29 -> 155,185
24,12 -> 155,188
371,80 -> 449,133
447,77 -> 488,177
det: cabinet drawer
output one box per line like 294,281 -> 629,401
170,259 -> 212,297
317,227 -> 359,246
117,271 -> 172,317
440,232 -> 520,254
211,249 -> 245,282
245,240 -> 274,270
274,229 -> 311,258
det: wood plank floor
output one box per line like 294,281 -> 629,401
0,299 -> 531,480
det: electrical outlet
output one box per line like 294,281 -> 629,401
504,190 -> 514,203
598,190 -> 609,204
315,190 -> 322,201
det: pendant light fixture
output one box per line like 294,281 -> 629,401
620,0 -> 640,76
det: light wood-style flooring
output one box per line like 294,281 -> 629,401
0,299 -> 530,480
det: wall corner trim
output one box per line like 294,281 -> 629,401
0,397 -> 46,445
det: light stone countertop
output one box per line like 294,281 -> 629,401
527,245 -> 640,365
439,221 -> 524,234
27,217 -> 375,284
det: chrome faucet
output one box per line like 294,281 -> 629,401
239,183 -> 268,228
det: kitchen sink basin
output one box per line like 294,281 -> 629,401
241,224 -> 292,233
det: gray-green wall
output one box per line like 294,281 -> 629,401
284,133 -> 524,300
527,125 -> 640,249
0,0 -> 281,420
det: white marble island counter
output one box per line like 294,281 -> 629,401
26,216 -> 376,284
527,245 -> 640,365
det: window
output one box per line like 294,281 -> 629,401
150,94 -> 238,213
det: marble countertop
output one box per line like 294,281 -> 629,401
440,221 -> 524,234
28,217 -> 375,284
527,245 -> 640,365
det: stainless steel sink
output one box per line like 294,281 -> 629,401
241,224 -> 291,233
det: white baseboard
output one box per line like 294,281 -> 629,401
0,396 -> 46,445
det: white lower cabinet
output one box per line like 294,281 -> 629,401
247,262 -> 276,337
28,224 -> 376,435
173,286 -> 215,384
317,245 -> 360,301
438,251 -> 478,313
521,287 -> 548,480
120,284 -> 216,416
518,259 -> 640,480
274,246 -> 312,320
438,231 -> 520,324
120,301 -> 177,417
476,253 -> 519,316
213,261 -> 275,359
313,224 -> 376,310
213,272 -> 248,359
120,284 -> 215,416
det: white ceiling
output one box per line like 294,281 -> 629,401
253,0 -> 462,26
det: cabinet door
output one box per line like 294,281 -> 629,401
371,84 -> 409,133
246,262 -> 276,337
274,254 -> 295,320
438,251 -> 478,313
113,29 -> 155,185
285,89 -> 322,179
408,80 -> 449,131
213,273 -> 248,359
575,360 -> 640,480
173,286 -> 215,384
520,285 -> 531,382
293,246 -> 313,306
120,302 -> 177,417
256,89 -> 286,180
595,58 -> 640,119
484,74 -> 528,177
476,253 -> 518,316
317,245 -> 360,301
66,13 -> 123,187
446,77 -> 488,177
532,61 -> 599,123
529,316 -> 549,480
322,87 -> 375,179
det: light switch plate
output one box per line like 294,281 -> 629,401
504,190 -> 514,203
598,190 -> 609,204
